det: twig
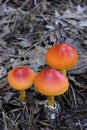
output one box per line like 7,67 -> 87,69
36,120 -> 56,128
2,111 -> 8,130
70,85 -> 83,130
20,0 -> 30,10
70,85 -> 78,109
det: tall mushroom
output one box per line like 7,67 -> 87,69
8,66 -> 35,101
34,68 -> 69,107
46,43 -> 78,76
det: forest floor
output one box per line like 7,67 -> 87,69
0,0 -> 87,130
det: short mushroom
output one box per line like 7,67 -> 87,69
8,66 -> 35,101
46,43 -> 78,75
34,68 -> 69,106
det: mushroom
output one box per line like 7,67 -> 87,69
46,43 -> 78,75
34,68 -> 69,107
8,66 -> 35,101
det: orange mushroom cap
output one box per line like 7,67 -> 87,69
34,68 -> 69,96
46,43 -> 78,70
8,66 -> 35,90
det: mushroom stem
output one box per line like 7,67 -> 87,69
61,69 -> 66,76
48,96 -> 54,107
20,90 -> 26,101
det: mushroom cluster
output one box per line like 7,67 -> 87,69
7,42 -> 78,108
7,42 -> 78,126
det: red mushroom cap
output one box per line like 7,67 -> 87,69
34,68 -> 69,96
46,43 -> 78,70
8,66 -> 35,90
